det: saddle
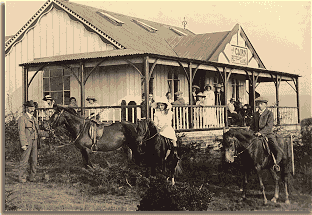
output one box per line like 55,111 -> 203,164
88,120 -> 113,151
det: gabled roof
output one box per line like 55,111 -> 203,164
6,0 -> 266,68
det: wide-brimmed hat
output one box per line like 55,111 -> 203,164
86,96 -> 97,101
192,85 -> 200,89
195,92 -> 206,97
255,97 -> 268,104
215,84 -> 222,88
174,91 -> 183,96
151,98 -> 172,110
43,95 -> 53,101
24,100 -> 36,107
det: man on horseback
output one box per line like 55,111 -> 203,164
250,97 -> 284,171
152,98 -> 179,160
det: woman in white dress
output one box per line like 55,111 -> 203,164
152,98 -> 179,159
202,84 -> 217,127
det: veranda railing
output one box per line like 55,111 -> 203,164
35,105 -> 298,130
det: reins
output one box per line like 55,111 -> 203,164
234,137 -> 256,158
49,109 -> 87,148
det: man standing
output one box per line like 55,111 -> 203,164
18,100 -> 40,183
172,91 -> 185,105
250,97 -> 285,171
192,85 -> 200,105
215,84 -> 225,105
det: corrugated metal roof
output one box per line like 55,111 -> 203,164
20,49 -> 147,65
56,0 -> 192,57
166,31 -> 231,61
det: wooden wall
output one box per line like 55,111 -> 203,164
5,6 -> 115,115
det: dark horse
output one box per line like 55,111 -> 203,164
47,105 -> 140,169
135,119 -> 182,185
223,128 -> 291,205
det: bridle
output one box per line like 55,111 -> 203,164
137,120 -> 159,146
48,109 -> 87,147
232,136 -> 256,158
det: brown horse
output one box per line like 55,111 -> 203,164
135,119 -> 182,185
223,128 -> 291,205
47,104 -> 141,169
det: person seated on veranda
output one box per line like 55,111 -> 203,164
195,92 -> 206,106
250,97 -> 285,171
227,98 -> 244,126
172,91 -> 185,105
152,98 -> 179,160
86,96 -> 102,122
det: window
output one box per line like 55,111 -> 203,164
132,19 -> 158,33
231,78 -> 244,102
96,11 -> 124,26
43,68 -> 70,105
141,75 -> 154,97
168,70 -> 180,100
169,27 -> 187,36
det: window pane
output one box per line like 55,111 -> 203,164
50,69 -> 63,77
50,77 -> 63,91
64,69 -> 70,76
64,91 -> 70,105
64,76 -> 70,90
51,92 -> 63,105
43,78 -> 49,91
43,70 -> 49,77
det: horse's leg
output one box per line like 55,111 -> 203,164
284,175 -> 290,204
241,171 -> 248,200
269,167 -> 280,203
256,168 -> 268,205
80,148 -> 93,169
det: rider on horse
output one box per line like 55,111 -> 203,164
152,98 -> 179,160
250,97 -> 285,171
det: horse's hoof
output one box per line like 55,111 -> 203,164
263,200 -> 268,205
271,197 -> 277,203
285,200 -> 290,204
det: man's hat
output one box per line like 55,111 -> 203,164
24,100 -> 36,107
192,85 -> 200,89
230,98 -> 235,102
174,91 -> 183,96
43,95 -> 53,101
86,96 -> 97,101
255,97 -> 268,104
195,92 -> 206,97
215,84 -> 222,88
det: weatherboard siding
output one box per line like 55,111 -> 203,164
5,6 -> 115,115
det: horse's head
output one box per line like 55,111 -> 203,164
135,119 -> 158,150
223,128 -> 254,163
49,104 -> 66,129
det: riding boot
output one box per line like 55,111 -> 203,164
173,147 -> 180,160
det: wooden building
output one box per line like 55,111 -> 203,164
6,0 -> 300,132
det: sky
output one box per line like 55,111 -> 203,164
4,1 -> 312,119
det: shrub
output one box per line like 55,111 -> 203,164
5,118 -> 20,162
137,177 -> 213,211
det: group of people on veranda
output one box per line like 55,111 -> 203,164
17,88 -> 282,183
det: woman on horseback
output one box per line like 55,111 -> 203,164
152,98 -> 179,159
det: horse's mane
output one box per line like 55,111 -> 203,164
225,128 -> 255,143
136,118 -> 157,137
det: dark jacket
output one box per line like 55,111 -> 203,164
250,108 -> 274,135
18,113 -> 39,147
172,97 -> 185,105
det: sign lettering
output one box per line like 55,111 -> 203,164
231,45 -> 248,65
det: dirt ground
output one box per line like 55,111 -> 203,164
5,161 -> 311,212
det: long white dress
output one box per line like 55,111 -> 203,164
153,109 -> 177,141
202,90 -> 217,127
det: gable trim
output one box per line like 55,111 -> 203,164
53,0 -> 125,49
5,0 -> 54,55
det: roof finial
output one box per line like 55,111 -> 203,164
182,17 -> 187,29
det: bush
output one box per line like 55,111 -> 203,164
137,177 -> 213,211
5,119 -> 20,162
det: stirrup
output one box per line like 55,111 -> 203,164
273,164 -> 280,172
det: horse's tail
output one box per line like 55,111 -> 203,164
174,159 -> 183,176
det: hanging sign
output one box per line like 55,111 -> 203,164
231,45 -> 248,65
